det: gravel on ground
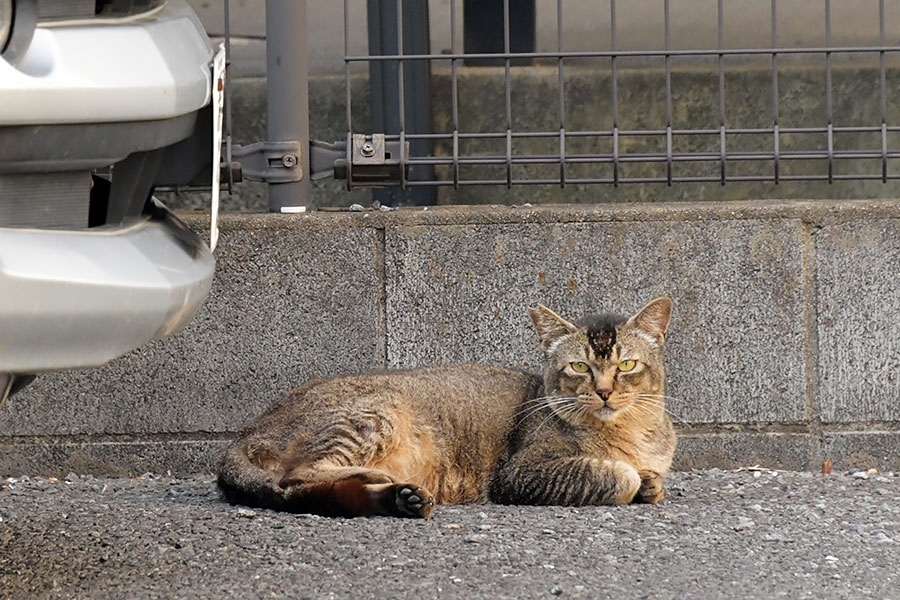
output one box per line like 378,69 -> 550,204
1,468 -> 898,599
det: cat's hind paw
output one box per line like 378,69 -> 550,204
636,476 -> 664,504
393,484 -> 435,519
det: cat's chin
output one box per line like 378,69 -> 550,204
591,405 -> 617,421
572,404 -> 617,424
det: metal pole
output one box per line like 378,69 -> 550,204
368,0 -> 435,206
266,0 -> 311,212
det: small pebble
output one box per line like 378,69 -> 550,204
348,203 -> 364,212
852,471 -> 870,480
236,508 -> 257,519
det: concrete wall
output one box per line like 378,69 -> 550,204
3,199 -> 899,476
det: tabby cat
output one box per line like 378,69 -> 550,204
217,297 -> 676,518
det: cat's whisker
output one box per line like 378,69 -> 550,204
518,395 -> 572,406
532,407 -> 565,436
631,397 -> 669,410
575,404 -> 590,425
514,397 -> 578,426
632,397 -> 684,421
562,402 -> 586,422
623,395 -> 673,418
517,394 -> 578,407
514,396 -> 577,416
633,394 -> 683,412
515,404 -> 558,426
634,393 -> 684,404
514,398 -> 575,421
624,401 -> 659,421
532,399 -> 583,435
632,396 -> 666,406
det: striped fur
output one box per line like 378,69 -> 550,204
217,298 -> 676,517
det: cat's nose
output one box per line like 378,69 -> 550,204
598,389 -> 612,401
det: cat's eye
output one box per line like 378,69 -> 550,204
570,361 -> 590,373
618,360 -> 637,372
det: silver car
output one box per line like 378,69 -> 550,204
0,0 -> 216,402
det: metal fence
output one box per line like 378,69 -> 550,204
336,0 -> 900,196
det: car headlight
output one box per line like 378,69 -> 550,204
0,0 -> 12,53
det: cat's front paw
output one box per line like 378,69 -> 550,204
636,476 -> 664,504
393,483 -> 435,518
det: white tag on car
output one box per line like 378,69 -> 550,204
210,43 -> 227,252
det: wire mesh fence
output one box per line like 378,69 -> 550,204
342,0 -> 900,191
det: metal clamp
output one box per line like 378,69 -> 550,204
231,141 -> 303,183
325,134 -> 408,188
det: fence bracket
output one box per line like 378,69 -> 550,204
321,134 -> 409,188
231,141 -> 303,183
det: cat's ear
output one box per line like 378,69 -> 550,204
528,304 -> 578,350
626,297 -> 673,347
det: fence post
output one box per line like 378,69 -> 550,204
464,0 -> 535,66
265,0 -> 311,212
367,0 -> 436,206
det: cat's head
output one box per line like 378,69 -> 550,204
528,297 -> 673,426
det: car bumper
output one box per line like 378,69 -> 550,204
0,201 -> 214,372
0,0 -> 212,125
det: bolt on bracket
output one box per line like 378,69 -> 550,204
330,134 -> 409,188
308,134 -> 409,187
231,141 -> 303,183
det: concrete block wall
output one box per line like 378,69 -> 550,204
2,199 -> 899,476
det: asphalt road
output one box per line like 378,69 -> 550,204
1,468 -> 898,599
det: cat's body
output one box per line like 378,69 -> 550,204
218,365 -> 541,515
218,298 -> 677,518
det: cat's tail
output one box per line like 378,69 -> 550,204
216,438 -> 289,511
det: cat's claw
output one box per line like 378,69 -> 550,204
394,484 -> 434,519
